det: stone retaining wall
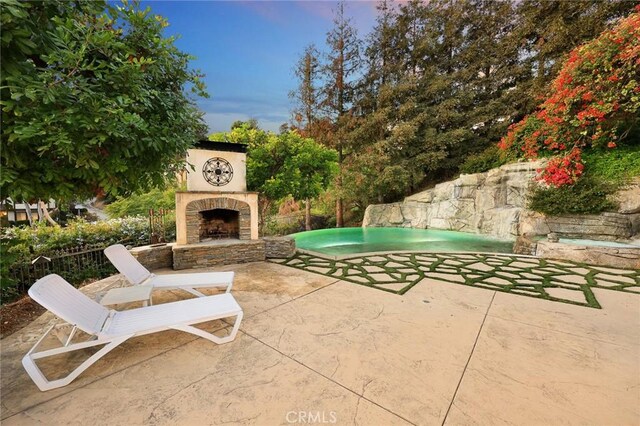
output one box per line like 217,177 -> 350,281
536,241 -> 640,269
363,161 -> 640,242
520,212 -> 638,241
173,240 -> 265,270
363,161 -> 543,239
130,244 -> 174,270
263,236 -> 296,258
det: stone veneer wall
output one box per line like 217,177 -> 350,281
536,241 -> 640,269
130,244 -> 174,270
263,236 -> 296,258
363,161 -> 640,242
185,197 -> 251,243
173,240 -> 265,270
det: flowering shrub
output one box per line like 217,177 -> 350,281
2,217 -> 151,263
499,6 -> 640,187
538,148 -> 585,186
1,216 -> 170,303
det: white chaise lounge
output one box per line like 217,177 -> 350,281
23,274 -> 243,391
104,244 -> 234,300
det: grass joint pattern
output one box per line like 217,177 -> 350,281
271,252 -> 640,309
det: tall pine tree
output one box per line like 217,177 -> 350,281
290,44 -> 321,132
289,43 -> 322,230
320,1 -> 362,227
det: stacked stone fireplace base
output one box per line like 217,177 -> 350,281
129,237 -> 295,271
173,239 -> 265,270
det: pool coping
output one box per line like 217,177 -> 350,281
295,248 -> 537,262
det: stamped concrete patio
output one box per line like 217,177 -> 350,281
1,259 -> 639,425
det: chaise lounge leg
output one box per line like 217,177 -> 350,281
170,311 -> 243,345
183,288 -> 207,298
22,334 -> 133,391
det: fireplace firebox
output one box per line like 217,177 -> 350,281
199,209 -> 239,241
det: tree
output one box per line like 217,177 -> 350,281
1,1 -> 208,204
320,1 -> 362,227
290,44 -> 321,131
248,131 -> 337,216
210,126 -> 338,231
452,0 -> 522,159
514,0 -> 635,115
289,43 -> 324,228
231,118 -> 259,130
209,122 -> 269,150
287,0 -> 636,219
499,6 -> 640,187
350,0 -> 467,202
105,187 -> 176,218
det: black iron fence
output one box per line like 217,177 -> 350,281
148,209 -> 174,244
3,244 -> 118,303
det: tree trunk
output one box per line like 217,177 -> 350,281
23,201 -> 34,227
36,201 -> 44,223
305,199 -> 312,231
336,147 -> 344,228
258,198 -> 272,236
537,37 -> 546,81
39,200 -> 59,226
335,197 -> 343,227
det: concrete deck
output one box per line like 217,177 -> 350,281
1,261 -> 639,425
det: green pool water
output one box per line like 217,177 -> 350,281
291,227 -> 514,256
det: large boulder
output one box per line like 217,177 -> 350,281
363,160 -> 543,239
616,178 -> 640,214
536,240 -> 640,269
544,213 -> 635,241
362,202 -> 430,229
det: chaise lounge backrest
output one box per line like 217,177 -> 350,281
28,274 -> 110,335
104,244 -> 152,285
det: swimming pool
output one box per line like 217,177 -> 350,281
291,227 -> 514,256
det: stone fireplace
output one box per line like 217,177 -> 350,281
173,141 -> 262,269
129,140 -> 295,271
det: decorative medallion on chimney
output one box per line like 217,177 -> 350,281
202,157 -> 233,187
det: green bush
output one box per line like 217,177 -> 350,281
528,177 -> 617,216
262,219 -> 303,237
527,143 -> 639,216
105,187 -> 176,218
459,146 -> 508,174
582,144 -> 640,184
0,237 -> 22,302
1,217 -> 156,303
2,217 -> 151,263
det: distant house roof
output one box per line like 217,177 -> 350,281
193,140 -> 248,153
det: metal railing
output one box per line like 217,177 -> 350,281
4,244 -> 118,302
